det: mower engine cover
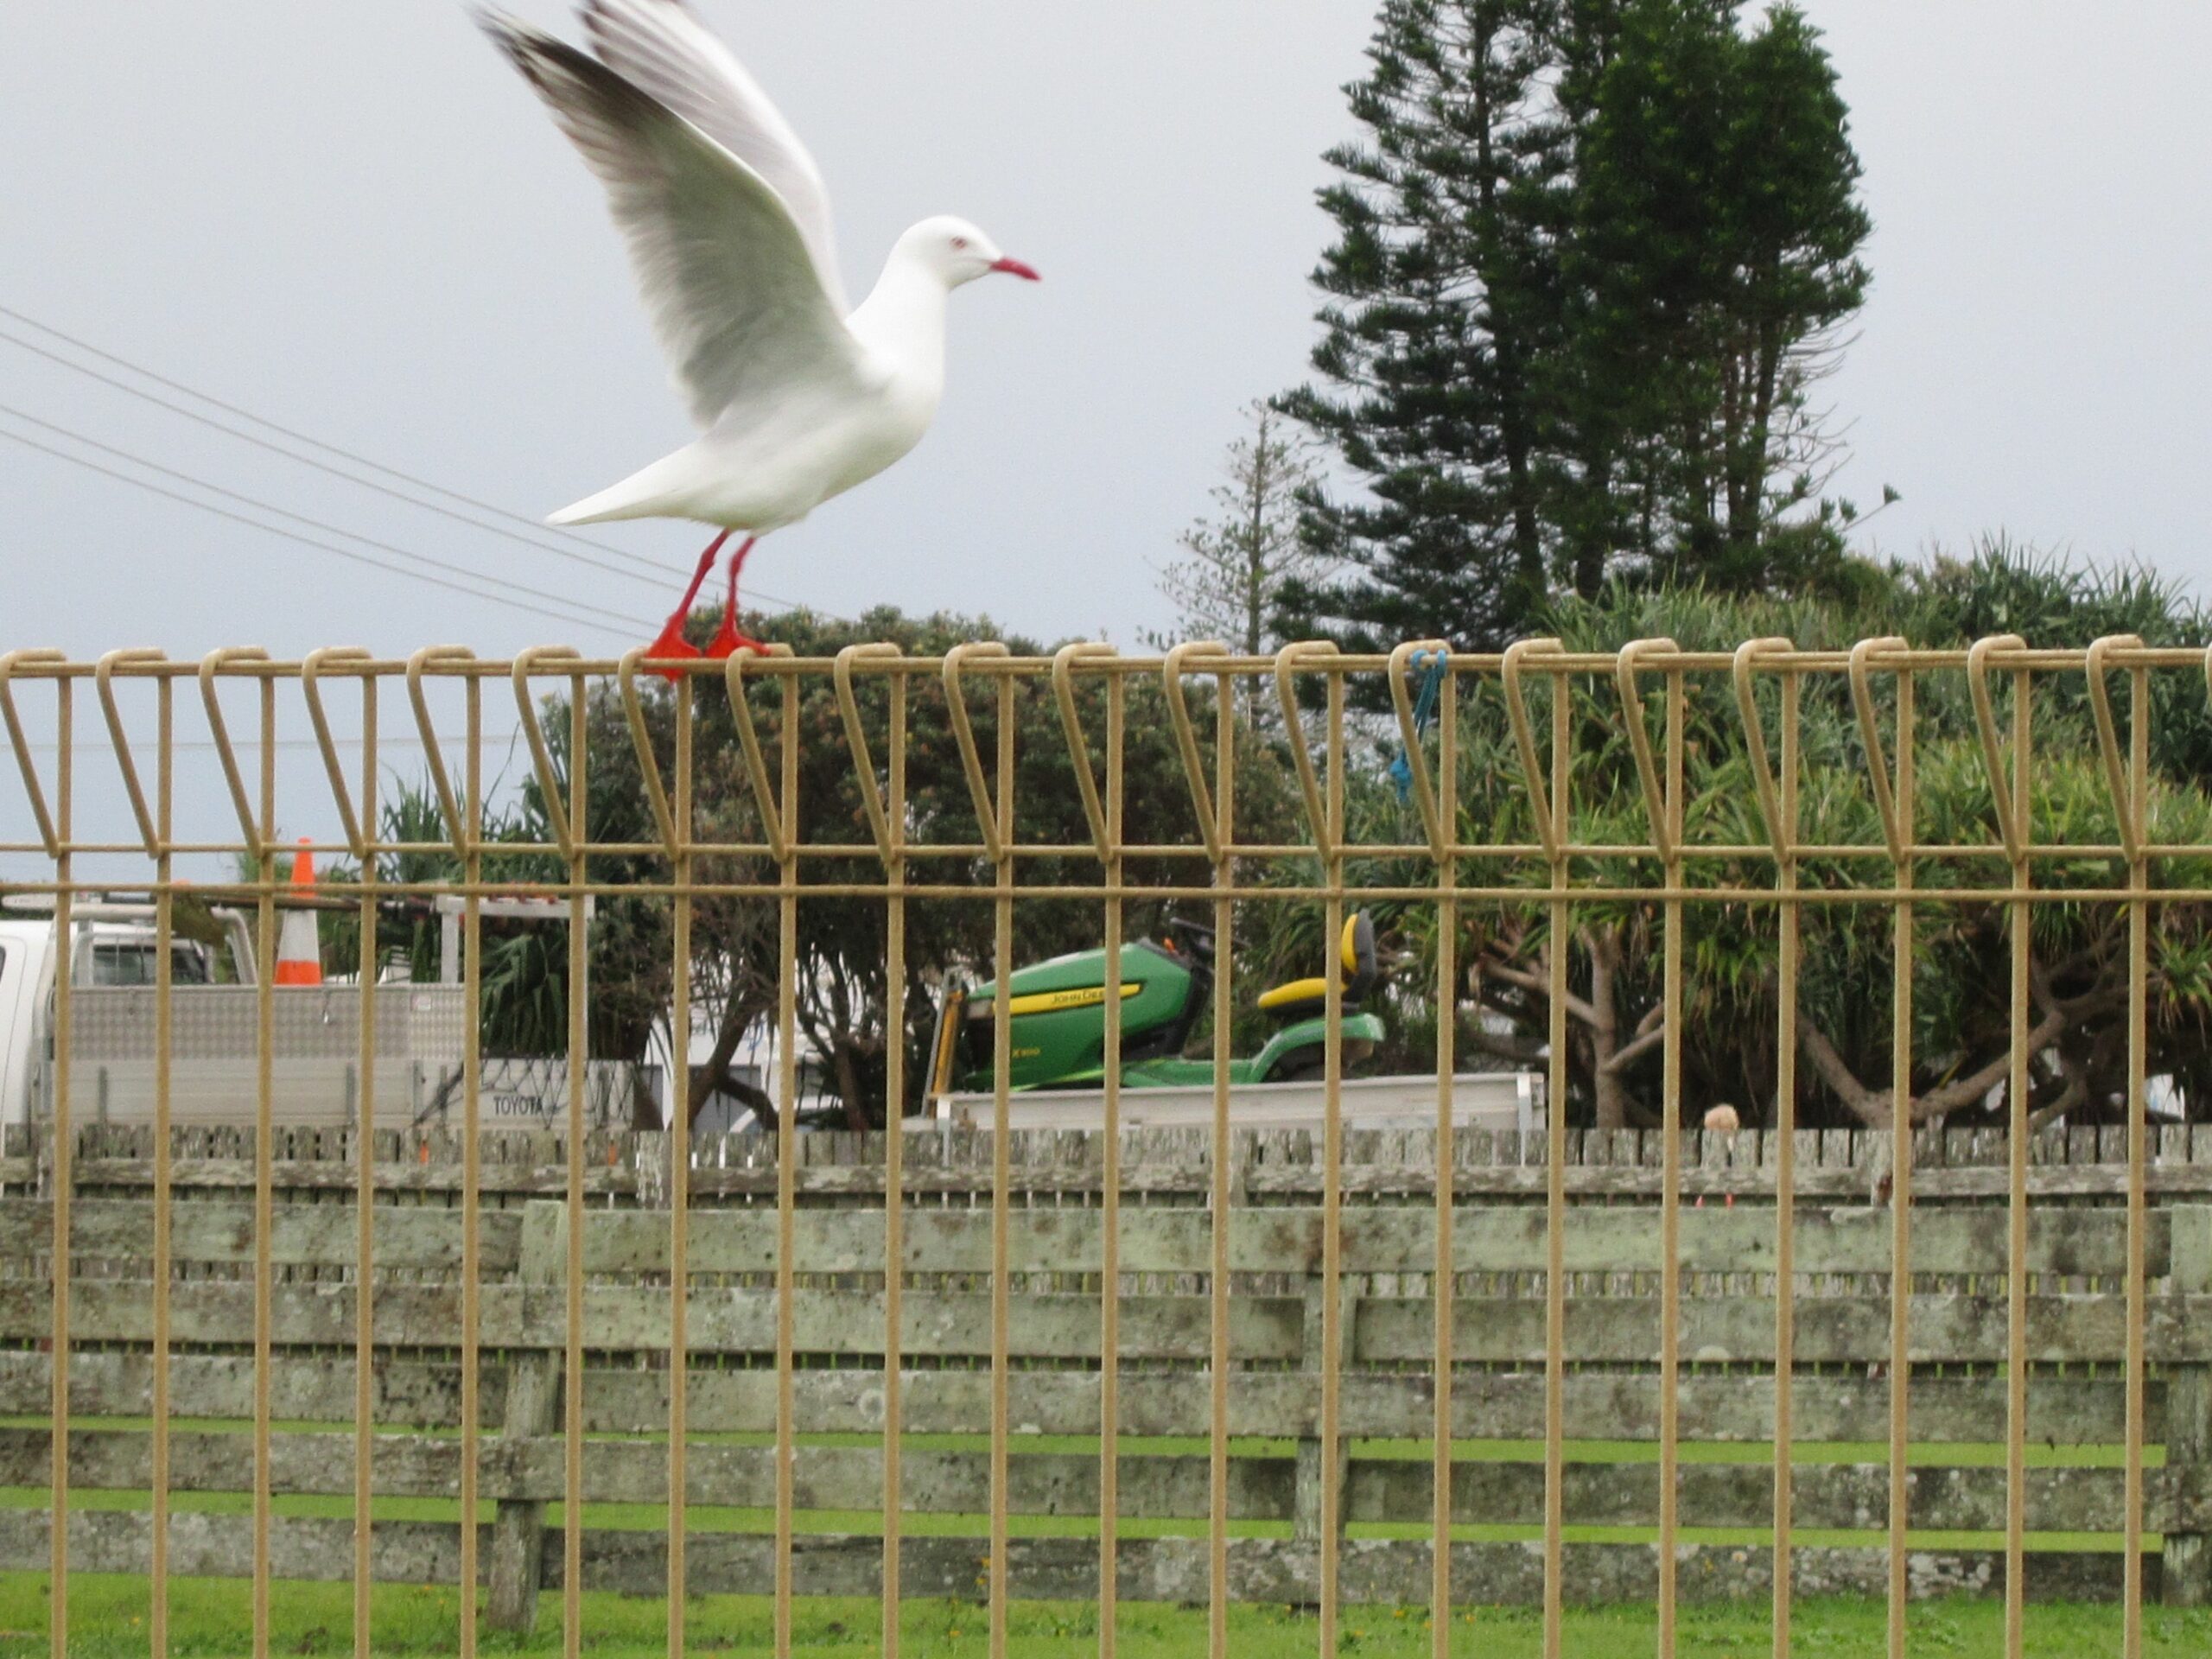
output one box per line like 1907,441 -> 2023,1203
952,938 -> 1198,1091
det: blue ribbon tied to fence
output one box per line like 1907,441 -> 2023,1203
1389,647 -> 1449,804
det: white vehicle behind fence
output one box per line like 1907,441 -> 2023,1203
0,894 -> 641,1136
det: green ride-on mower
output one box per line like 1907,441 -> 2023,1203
927,912 -> 1385,1095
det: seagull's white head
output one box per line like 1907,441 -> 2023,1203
897,214 -> 1040,289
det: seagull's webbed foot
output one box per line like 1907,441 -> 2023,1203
644,528 -> 733,682
643,617 -> 705,682
704,620 -> 770,660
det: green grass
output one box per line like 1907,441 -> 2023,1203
3,1575 -> 2209,1657
0,1421 -> 2174,1650
0,1422 -> 2157,1554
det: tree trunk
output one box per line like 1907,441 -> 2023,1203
1573,454 -> 1611,600
1585,924 -> 1629,1129
830,1035 -> 873,1133
685,989 -> 775,1128
1469,19 -> 1545,601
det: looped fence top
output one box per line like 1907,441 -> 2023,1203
1052,642 -> 1120,863
1388,641 -> 1452,858
1729,638 -> 1796,863
943,642 -> 1012,862
1967,633 -> 2031,863
1499,638 -> 1567,863
301,646 -> 375,860
1160,641 -> 1232,864
196,646 -> 272,862
2085,632 -> 2148,863
95,648 -> 168,859
723,645 -> 794,863
1273,639 -> 1343,861
835,643 -> 906,865
1613,638 -> 1683,861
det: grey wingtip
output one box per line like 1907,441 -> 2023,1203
472,6 -> 540,57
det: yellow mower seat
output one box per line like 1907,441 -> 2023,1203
1256,976 -> 1330,1018
1255,912 -> 1377,1022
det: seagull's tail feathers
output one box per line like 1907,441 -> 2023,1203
545,450 -> 702,525
545,485 -> 656,527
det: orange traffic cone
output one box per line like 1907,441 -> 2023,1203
274,838 -> 322,986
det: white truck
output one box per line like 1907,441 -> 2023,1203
0,894 -> 657,1136
0,895 -> 468,1136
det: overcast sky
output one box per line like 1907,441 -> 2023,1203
6,0 -> 2209,659
3,2 -> 2210,861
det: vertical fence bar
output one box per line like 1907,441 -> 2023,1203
2126,660 -> 2147,1651
1886,670 -> 1916,1659
152,669 -> 175,1659
884,667 -> 907,1658
1658,658 -> 1683,1656
2000,655 -> 2031,1655
460,675 -> 485,1655
1099,669 -> 1124,1657
1207,658 -> 1234,1659
774,659 -> 799,1657
1504,639 -> 1567,1659
1735,638 -> 1800,1658
1544,667 -> 1567,1659
1319,664 -> 1344,1655
1772,666 -> 1798,1656
1614,639 -> 1683,1655
1428,661 -> 1456,1653
565,665 -> 588,1659
253,669 -> 276,1659
669,678 -> 694,1658
2101,646 -> 2150,1650
47,675 -> 71,1659
989,673 -> 1014,1659
353,677 -> 378,1659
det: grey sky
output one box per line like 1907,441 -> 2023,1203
6,1 -> 2209,660
3,2 -> 2209,864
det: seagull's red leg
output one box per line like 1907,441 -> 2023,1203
706,536 -> 769,658
645,528 -> 732,680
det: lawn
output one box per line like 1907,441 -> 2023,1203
0,1422 -> 2176,1653
0,1422 -> 2158,1554
2,1576 -> 2209,1657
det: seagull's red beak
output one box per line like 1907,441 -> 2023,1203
989,256 -> 1041,281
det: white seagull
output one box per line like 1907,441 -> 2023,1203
480,0 -> 1039,661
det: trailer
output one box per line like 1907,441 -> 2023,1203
924,1068 -> 1545,1135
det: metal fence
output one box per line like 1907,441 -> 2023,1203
0,635 -> 2202,1659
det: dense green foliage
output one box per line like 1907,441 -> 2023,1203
505,606 -> 1301,1128
1333,544 -> 2212,1128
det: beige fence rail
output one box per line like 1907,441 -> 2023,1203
2,638 -> 2206,1659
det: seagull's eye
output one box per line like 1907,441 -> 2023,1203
951,236 -> 969,251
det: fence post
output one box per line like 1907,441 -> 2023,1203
2166,1204 -> 2212,1605
1294,1271 -> 1355,1549
487,1198 -> 566,1631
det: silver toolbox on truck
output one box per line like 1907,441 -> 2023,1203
48,983 -> 469,1128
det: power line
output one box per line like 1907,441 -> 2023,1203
0,323 -> 714,604
0,425 -> 636,640
0,304 -> 824,613
0,402 -> 658,632
0,301 -> 637,555
16,734 -> 528,753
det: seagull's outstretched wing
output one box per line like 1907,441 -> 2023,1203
483,12 -> 866,428
580,0 -> 847,314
